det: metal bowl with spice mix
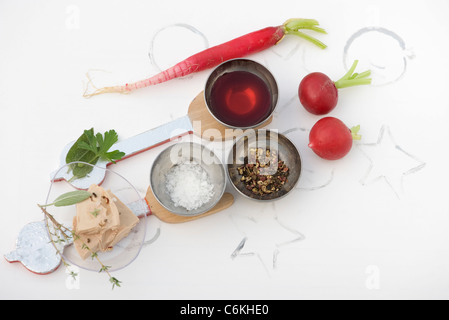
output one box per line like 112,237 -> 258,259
227,130 -> 301,201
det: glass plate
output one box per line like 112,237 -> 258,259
44,161 -> 148,272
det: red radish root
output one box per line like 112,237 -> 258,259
299,60 -> 372,115
83,18 -> 326,98
308,117 -> 361,160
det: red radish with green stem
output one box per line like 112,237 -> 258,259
84,18 -> 327,97
298,60 -> 372,115
308,117 -> 361,160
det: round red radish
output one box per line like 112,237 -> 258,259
298,72 -> 338,115
298,60 -> 372,115
308,117 -> 361,160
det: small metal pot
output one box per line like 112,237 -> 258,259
150,142 -> 226,216
204,59 -> 279,130
227,130 -> 301,201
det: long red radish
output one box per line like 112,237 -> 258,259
84,18 -> 326,97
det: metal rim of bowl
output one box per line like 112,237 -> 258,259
226,130 -> 302,202
203,58 -> 279,130
150,142 -> 226,216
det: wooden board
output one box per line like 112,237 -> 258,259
188,91 -> 273,141
145,186 -> 234,223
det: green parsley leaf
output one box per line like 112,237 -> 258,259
66,128 -> 125,180
97,130 -> 125,163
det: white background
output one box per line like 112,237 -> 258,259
1,0 -> 449,299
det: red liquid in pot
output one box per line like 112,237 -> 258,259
209,71 -> 272,127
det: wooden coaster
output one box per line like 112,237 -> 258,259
145,186 -> 234,223
188,91 -> 273,141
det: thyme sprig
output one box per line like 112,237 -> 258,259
39,190 -> 122,290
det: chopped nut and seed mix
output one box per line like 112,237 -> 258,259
237,148 -> 289,196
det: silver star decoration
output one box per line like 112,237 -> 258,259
229,204 -> 305,275
358,125 -> 425,198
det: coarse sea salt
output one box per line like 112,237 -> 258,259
165,161 -> 215,211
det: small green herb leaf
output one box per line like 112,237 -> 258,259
100,130 -> 118,153
66,128 -> 125,180
53,190 -> 91,207
41,190 -> 92,207
97,130 -> 125,162
91,208 -> 100,217
66,128 -> 97,165
99,265 -> 111,273
104,150 -> 126,164
77,141 -> 98,154
110,277 -> 122,290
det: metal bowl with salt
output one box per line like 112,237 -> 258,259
150,142 -> 226,216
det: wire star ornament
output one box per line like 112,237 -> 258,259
357,125 -> 426,198
229,206 -> 305,275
